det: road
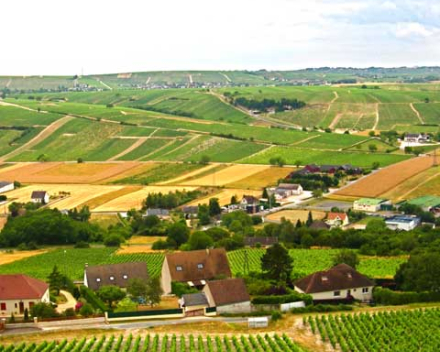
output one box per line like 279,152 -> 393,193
56,290 -> 77,313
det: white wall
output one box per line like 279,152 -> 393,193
295,286 -> 373,302
217,301 -> 252,314
0,184 -> 14,194
0,289 -> 49,316
161,258 -> 172,294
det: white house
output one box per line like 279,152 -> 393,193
385,216 -> 421,231
326,212 -> 350,227
0,274 -> 50,316
274,183 -> 303,200
404,133 -> 430,143
31,191 -> 49,204
294,264 -> 374,303
202,278 -> 251,314
353,198 -> 388,212
0,182 -> 14,194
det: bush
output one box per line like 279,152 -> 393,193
79,286 -> 108,312
271,311 -> 283,321
291,304 -> 353,314
104,234 -> 123,247
74,241 -> 90,248
64,308 -> 76,317
171,282 -> 198,298
252,293 -> 313,305
30,303 -> 59,319
79,303 -> 94,317
373,287 -> 440,305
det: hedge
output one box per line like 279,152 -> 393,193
252,292 -> 313,305
373,287 -> 440,305
291,304 -> 353,314
80,285 -> 108,312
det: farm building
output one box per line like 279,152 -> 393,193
202,278 -> 251,314
84,262 -> 149,291
273,183 -> 303,200
405,196 -> 440,213
326,212 -> 349,227
0,274 -> 50,317
240,195 -> 262,214
293,164 -> 363,175
145,208 -> 170,218
353,198 -> 390,212
294,264 -> 374,303
182,206 -> 198,219
385,215 -> 421,231
0,181 -> 14,194
31,191 -> 49,204
244,236 -> 278,248
179,293 -> 209,314
404,133 -> 430,143
161,248 -> 232,294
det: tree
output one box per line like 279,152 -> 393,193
198,204 -> 211,226
199,155 -> 211,165
395,252 -> 440,292
269,156 -> 286,167
209,198 -> 221,217
127,278 -> 148,300
372,161 -> 380,170
306,211 -> 314,227
79,303 -> 94,317
48,265 -> 64,295
104,234 -> 124,247
368,144 -> 377,152
261,243 -> 293,282
425,97 -> 430,103
332,249 -> 359,269
368,131 -> 376,137
97,285 -> 126,308
145,277 -> 163,307
166,222 -> 190,248
312,189 -> 323,198
230,195 -> 238,204
188,231 -> 214,250
294,160 -> 302,168
31,303 -> 59,319
366,218 -> 386,232
37,154 -> 49,162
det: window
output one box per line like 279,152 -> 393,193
110,276 -> 115,281
123,275 -> 128,279
362,287 -> 369,293
0,303 -> 6,311
197,263 -> 204,270
96,278 -> 101,282
15,303 -> 17,308
333,291 -> 341,297
321,276 -> 328,282
347,273 -> 352,279
176,265 -> 183,271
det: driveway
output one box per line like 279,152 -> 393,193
56,290 -> 77,313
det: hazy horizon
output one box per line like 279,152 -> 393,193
2,0 -> 440,76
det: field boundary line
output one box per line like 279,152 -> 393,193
397,169 -> 440,201
372,103 -> 380,130
220,73 -> 232,82
0,100 -> 48,114
139,140 -> 176,161
410,103 -> 425,124
0,115 -> 74,162
160,134 -> 201,158
157,163 -> 219,185
96,79 -> 113,91
108,137 -> 148,161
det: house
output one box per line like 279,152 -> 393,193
0,274 -> 50,316
294,264 -> 374,303
405,195 -> 440,213
179,292 -> 209,314
145,208 -> 170,218
385,216 -> 421,231
309,220 -> 330,230
353,198 -> 389,212
304,164 -> 321,173
274,183 -> 303,200
84,262 -> 149,291
244,236 -> 278,248
0,182 -> 14,194
31,191 -> 49,204
240,195 -> 261,214
161,248 -> 232,294
202,278 -> 251,314
299,164 -> 363,175
182,206 -> 199,219
404,133 -> 430,143
326,212 -> 349,227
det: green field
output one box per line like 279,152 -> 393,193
0,105 -> 62,126
0,334 -> 307,352
308,309 -> 440,352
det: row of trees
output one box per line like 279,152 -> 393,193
232,97 -> 306,112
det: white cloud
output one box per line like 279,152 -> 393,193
381,1 -> 397,10
394,22 -> 434,38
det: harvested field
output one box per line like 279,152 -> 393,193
157,163 -> 219,185
0,249 -> 47,265
100,162 -> 157,183
93,186 -> 197,211
335,155 -> 435,198
0,162 -> 142,184
179,164 -> 270,186
266,209 -> 326,223
186,188 -> 262,206
226,166 -> 296,189
6,184 -> 124,210
78,185 -> 143,209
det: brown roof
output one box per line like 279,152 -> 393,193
165,248 -> 231,283
244,236 -> 278,247
242,195 -> 259,204
295,264 -> 374,294
85,262 -> 149,291
0,274 -> 49,300
31,191 -> 47,199
309,220 -> 330,230
205,278 -> 250,306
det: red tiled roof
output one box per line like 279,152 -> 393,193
0,274 -> 49,300
165,248 -> 231,283
327,212 -> 347,221
205,278 -> 250,306
295,264 -> 374,294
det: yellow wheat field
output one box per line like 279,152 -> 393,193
186,188 -> 262,206
179,164 -> 270,187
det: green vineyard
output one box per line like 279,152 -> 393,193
0,333 -> 308,352
306,308 -> 440,352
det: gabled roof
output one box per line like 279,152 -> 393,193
146,208 -> 170,216
0,181 -> 13,188
277,183 -> 301,190
244,236 -> 278,247
182,292 -> 208,307
85,262 -> 149,291
242,195 -> 259,204
407,196 -> 440,208
31,191 -> 48,199
327,212 -> 347,221
205,278 -> 250,306
295,264 -> 374,294
309,220 -> 330,230
165,248 -> 231,283
0,274 -> 49,300
354,198 -> 386,206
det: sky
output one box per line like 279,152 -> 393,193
1,0 -> 440,75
